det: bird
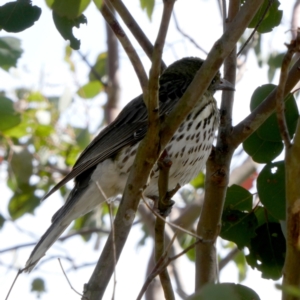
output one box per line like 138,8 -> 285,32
25,57 -> 234,272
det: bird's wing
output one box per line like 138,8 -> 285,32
43,79 -> 190,200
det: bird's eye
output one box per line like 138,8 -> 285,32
211,78 -> 216,85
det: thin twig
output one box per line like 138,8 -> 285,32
237,0 -> 274,56
219,247 -> 239,271
77,50 -> 107,86
0,227 -> 109,254
141,194 -> 208,241
100,1 -> 148,94
172,11 -> 208,55
95,181 -> 117,300
137,238 -> 201,300
155,154 -> 175,300
108,0 -> 167,70
5,269 -> 22,300
58,259 -> 87,299
107,202 -> 117,300
275,41 -> 298,148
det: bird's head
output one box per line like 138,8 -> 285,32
160,57 -> 235,94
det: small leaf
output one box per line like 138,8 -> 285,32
190,172 -> 205,189
224,184 -> 253,211
243,131 -> 283,163
89,52 -> 107,82
31,277 -> 46,294
0,214 -> 5,229
246,222 -> 285,280
221,210 -> 258,249
46,0 -> 91,19
257,161 -> 285,220
0,1 -> 41,33
0,36 -> 23,70
187,283 -> 260,300
75,127 -> 91,149
52,12 -> 87,50
77,81 -> 103,99
140,0 -> 155,20
233,250 -> 248,282
0,96 -> 21,130
250,84 -> 299,142
72,211 -> 95,241
8,185 -> 40,219
10,145 -> 33,185
248,0 -> 282,33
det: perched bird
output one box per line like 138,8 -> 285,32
25,57 -> 234,271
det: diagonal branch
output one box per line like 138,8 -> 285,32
231,56 -> 300,148
99,1 -> 148,93
108,0 -> 167,70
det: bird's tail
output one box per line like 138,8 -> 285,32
25,180 -> 106,272
25,218 -> 70,272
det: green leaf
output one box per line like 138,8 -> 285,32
52,12 -> 87,50
0,1 -> 41,33
248,0 -> 282,33
190,172 -> 205,189
250,84 -> 299,142
254,206 -> 279,228
46,0 -> 91,19
0,96 -> 21,130
178,234 -> 196,261
233,250 -> 247,282
224,184 -> 253,211
31,277 -> 46,294
8,185 -> 40,219
221,209 -> 258,249
93,0 -> 103,9
35,124 -> 54,137
140,0 -> 155,20
10,145 -> 33,185
257,161 -> 285,220
187,283 -> 260,300
0,214 -> 5,229
243,131 -> 283,163
0,36 -> 22,70
75,127 -> 91,149
89,52 -> 107,82
72,211 -> 95,241
77,81 -> 103,99
246,222 -> 285,280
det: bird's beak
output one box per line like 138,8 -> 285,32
215,78 -> 235,91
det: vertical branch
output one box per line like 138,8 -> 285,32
83,2 -> 175,299
282,118 -> 300,300
105,4 -> 121,124
195,0 -> 240,290
279,38 -> 300,300
155,155 -> 175,300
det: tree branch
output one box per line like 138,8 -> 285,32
231,56 -> 300,147
83,1 -> 175,299
195,0 -> 240,289
105,4 -> 121,124
99,1 -> 148,94
108,0 -> 167,70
